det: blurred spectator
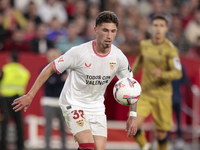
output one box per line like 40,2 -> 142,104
83,20 -> 96,42
72,0 -> 87,19
190,0 -> 200,13
2,29 -> 30,52
38,0 -> 67,25
118,0 -> 137,7
87,3 -> 100,20
0,12 -> 7,51
55,21 -> 84,53
14,0 -> 44,13
167,15 -> 190,55
0,51 -> 30,150
125,5 -> 139,28
74,15 -> 87,36
164,0 -> 178,14
47,18 -> 67,42
184,9 -> 200,45
104,0 -> 119,12
30,24 -> 54,54
23,1 -> 42,25
23,20 -> 36,42
41,49 -> 67,150
148,0 -> 172,26
64,0 -> 76,21
187,36 -> 200,58
138,0 -> 153,16
136,15 -> 151,41
118,25 -> 140,56
113,3 -> 125,22
0,0 -> 27,30
178,0 -> 193,29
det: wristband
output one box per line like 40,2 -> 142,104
129,111 -> 137,117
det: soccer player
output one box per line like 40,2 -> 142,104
132,16 -> 182,150
12,11 -> 137,150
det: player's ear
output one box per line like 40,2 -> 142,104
94,26 -> 98,33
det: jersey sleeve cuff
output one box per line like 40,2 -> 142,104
53,61 -> 61,74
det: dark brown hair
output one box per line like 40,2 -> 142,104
151,15 -> 168,25
95,11 -> 119,27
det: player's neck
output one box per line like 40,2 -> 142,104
94,40 -> 110,55
152,37 -> 165,45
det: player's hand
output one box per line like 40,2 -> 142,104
12,94 -> 33,112
126,116 -> 137,137
152,68 -> 162,78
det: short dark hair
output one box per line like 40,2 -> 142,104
151,15 -> 168,25
95,11 -> 119,27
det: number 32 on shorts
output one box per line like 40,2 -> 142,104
71,110 -> 85,119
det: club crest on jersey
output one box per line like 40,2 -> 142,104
76,119 -> 84,127
109,62 -> 116,71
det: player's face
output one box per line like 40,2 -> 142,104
94,23 -> 117,49
151,19 -> 168,40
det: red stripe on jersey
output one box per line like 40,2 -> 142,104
92,40 -> 111,57
53,61 -> 61,74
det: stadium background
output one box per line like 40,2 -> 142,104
0,0 -> 200,149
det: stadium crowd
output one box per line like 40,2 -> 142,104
0,0 -> 200,58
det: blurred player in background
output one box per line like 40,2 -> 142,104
41,49 -> 68,150
0,51 -> 30,150
132,16 -> 182,150
12,11 -> 138,150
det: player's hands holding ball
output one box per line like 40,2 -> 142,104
12,94 -> 33,112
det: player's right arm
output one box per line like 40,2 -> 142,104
12,62 -> 56,112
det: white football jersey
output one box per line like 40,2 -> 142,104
53,41 -> 133,115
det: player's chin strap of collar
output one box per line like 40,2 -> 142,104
78,143 -> 95,150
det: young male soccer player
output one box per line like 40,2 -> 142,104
12,11 -> 138,150
132,16 -> 182,150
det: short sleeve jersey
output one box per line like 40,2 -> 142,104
132,39 -> 182,99
53,41 -> 133,115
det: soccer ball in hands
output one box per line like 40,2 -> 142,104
113,77 -> 142,106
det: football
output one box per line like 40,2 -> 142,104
113,77 -> 142,106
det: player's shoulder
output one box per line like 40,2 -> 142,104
66,41 -> 92,56
111,44 -> 125,56
70,41 -> 91,51
164,38 -> 177,50
140,39 -> 152,46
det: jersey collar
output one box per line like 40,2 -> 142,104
92,40 -> 111,57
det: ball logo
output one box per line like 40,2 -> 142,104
123,95 -> 140,105
109,62 -> 116,71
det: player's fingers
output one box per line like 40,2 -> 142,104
12,98 -> 21,106
127,127 -> 132,137
133,127 -> 137,135
15,106 -> 23,112
13,103 -> 23,111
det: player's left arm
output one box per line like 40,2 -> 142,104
126,102 -> 137,137
153,48 -> 182,80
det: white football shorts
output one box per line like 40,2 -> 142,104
60,105 -> 107,138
